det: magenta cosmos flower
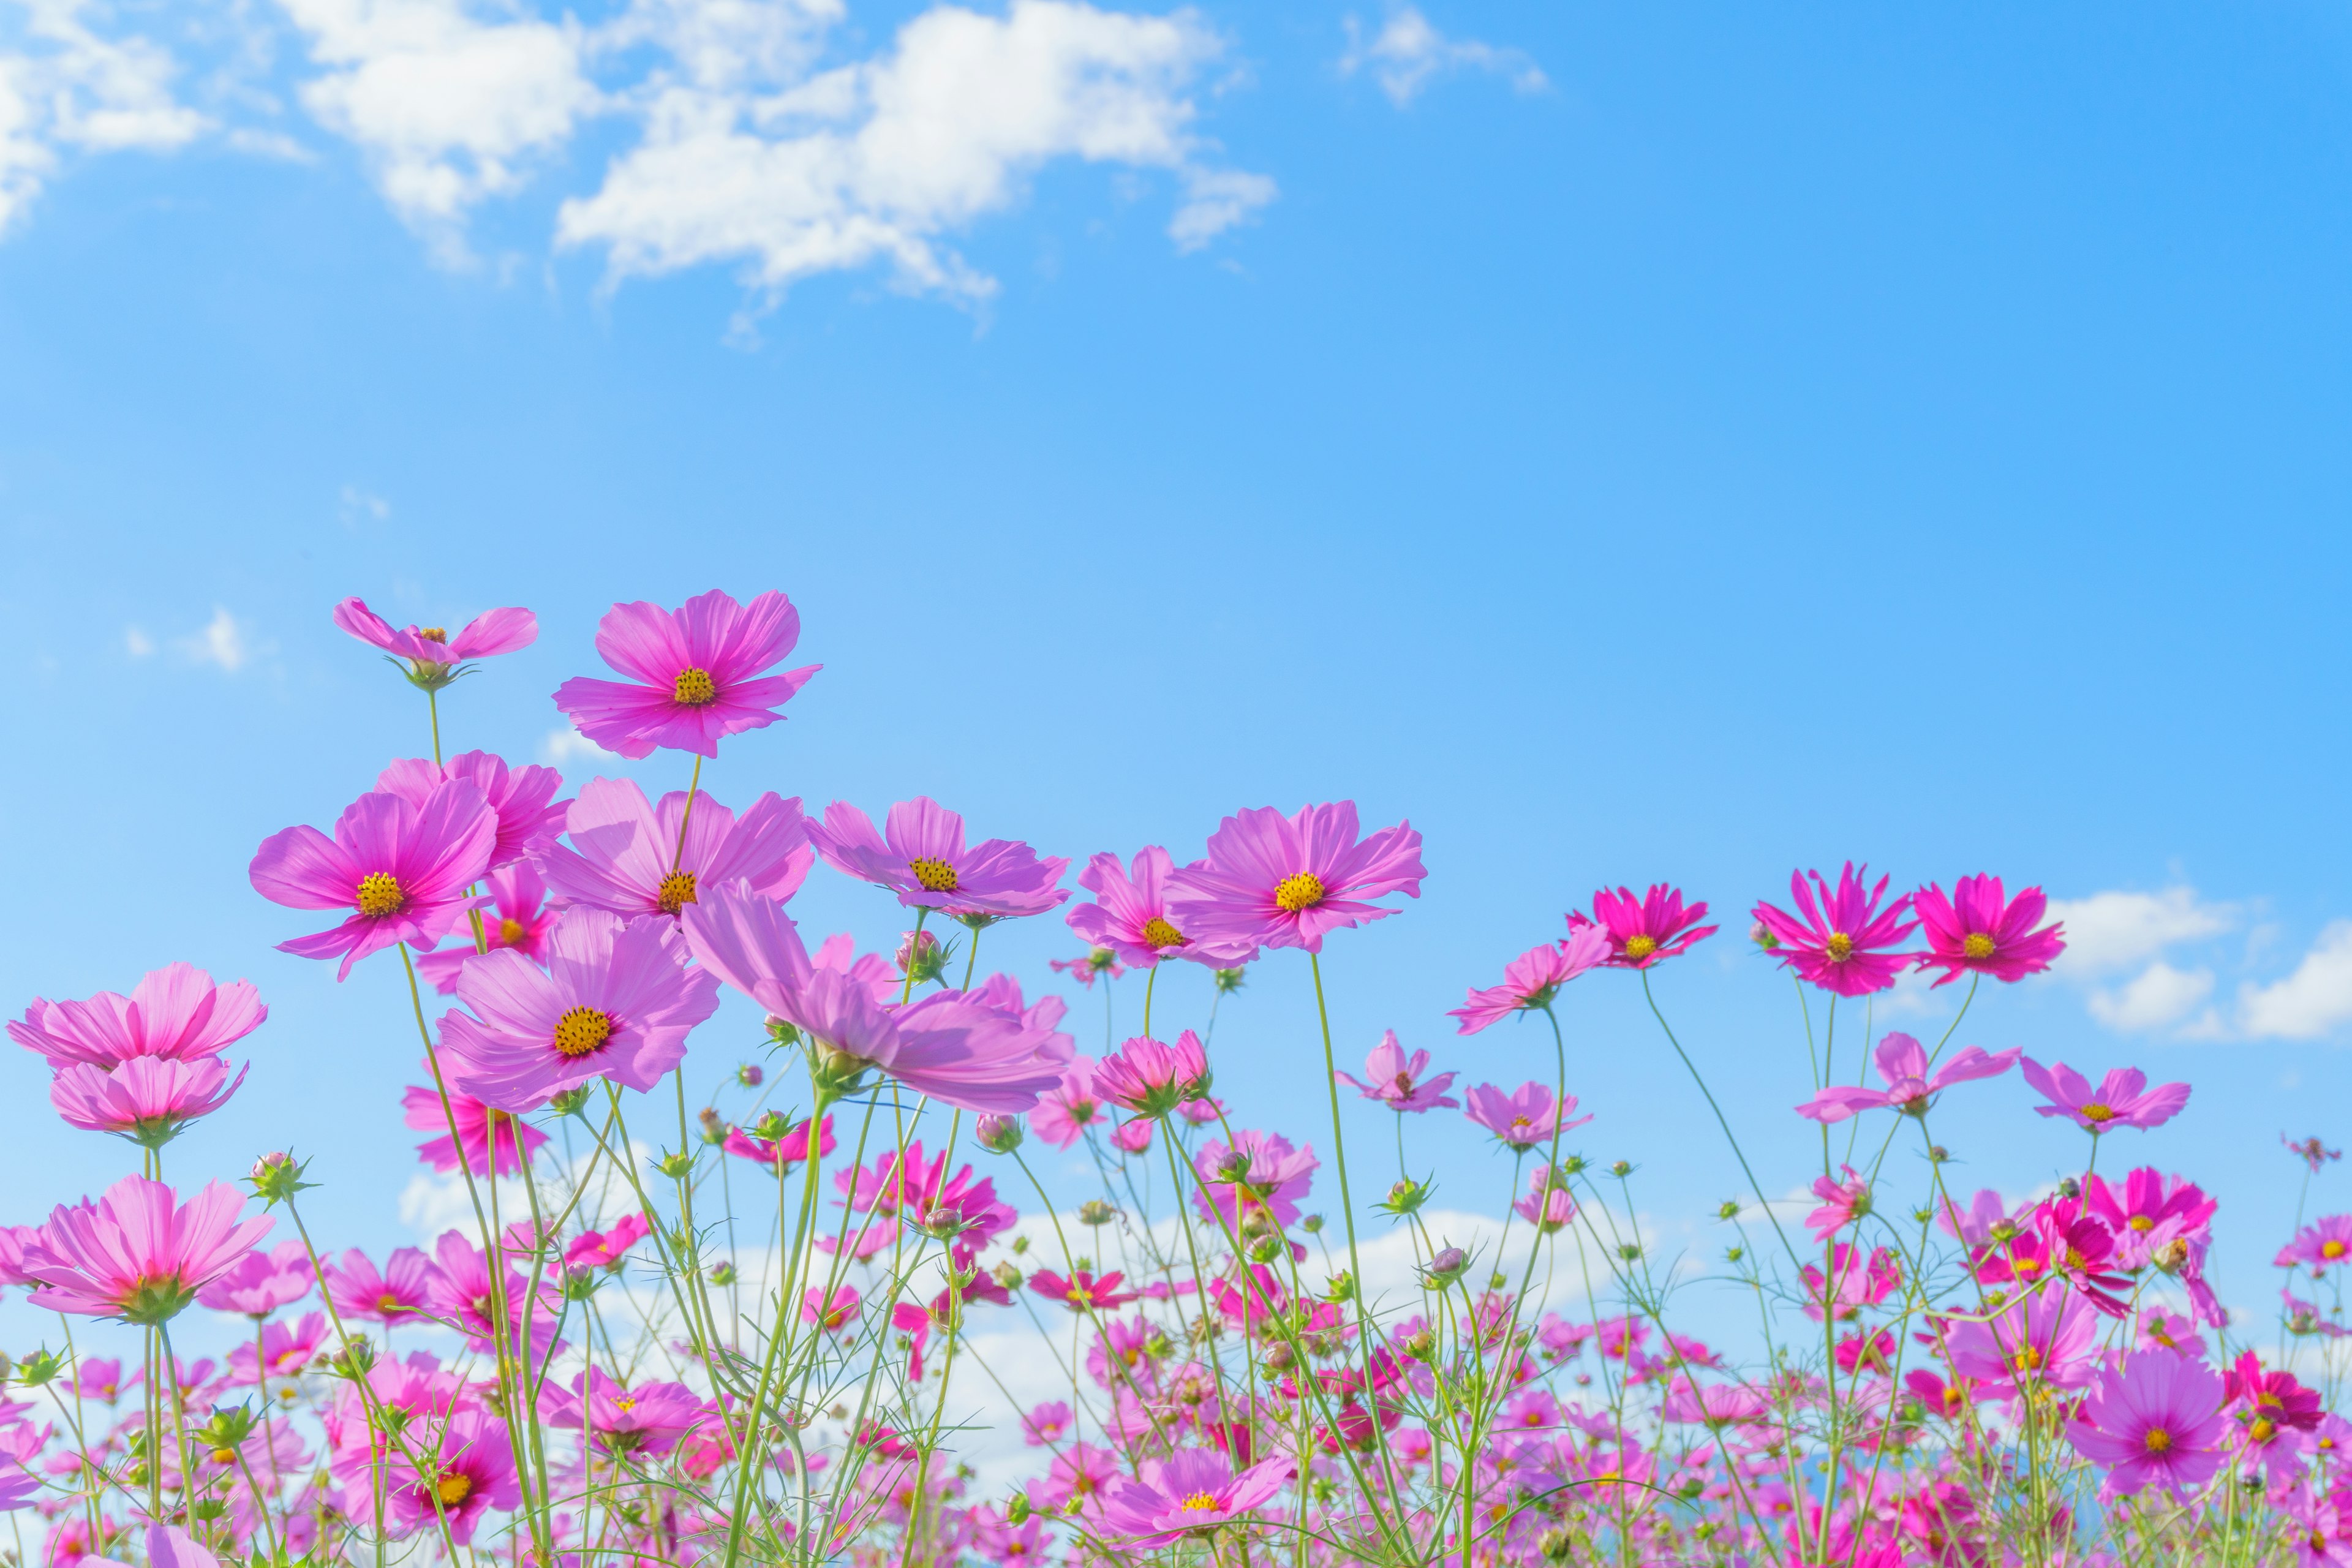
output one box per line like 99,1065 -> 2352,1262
1166,802 -> 1425,956
441,907 -> 718,1109
402,1071 -> 548,1175
552,589 -> 819,760
1093,1033 -> 1212,1118
1449,927 -> 1611,1034
10,962 -> 265,1071
807,797 -> 1068,923
50,1057 -> 247,1148
21,1175 -> 271,1324
542,1368 -> 712,1457
2067,1351 -> 2230,1498
1751,864 -> 1918,997
2021,1058 -> 2191,1133
1098,1450 -> 1295,1547
385,1409 -> 519,1544
377,752 -> 566,873
334,598 -> 537,665
2278,1216 -> 2352,1275
1066,848 -> 1259,970
1567,884 -> 1717,970
415,863 -> 556,995
1912,875 -> 2067,987
1333,1031 -> 1460,1113
1463,1082 -> 1592,1150
322,1246 -> 439,1328
536,777 -> 809,921
250,781 -> 497,981
1795,1031 -> 2020,1123
197,1238 -> 313,1316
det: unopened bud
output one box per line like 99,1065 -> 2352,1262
765,1017 -> 802,1049
1421,1247 -> 1469,1288
1245,1235 -> 1286,1265
1749,921 -> 1778,951
547,1088 -> 591,1117
698,1109 -> 728,1145
1079,1200 -> 1115,1227
737,1064 -> 764,1087
975,1114 -> 1023,1155
1323,1271 -> 1355,1305
1609,1160 -> 1632,1178
247,1152 -> 314,1207
1213,968 -> 1247,993
1300,1213 -> 1324,1235
2057,1177 -> 2081,1200
1717,1200 -> 1741,1221
992,1263 -> 1024,1291
709,1262 -> 737,1287
657,1152 -> 694,1179
1006,1492 -> 1032,1526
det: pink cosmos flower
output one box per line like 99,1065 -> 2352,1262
440,906 -> 720,1109
1050,949 -> 1126,987
541,1368 -> 711,1456
50,1056 -> 246,1147
1912,875 -> 2066,987
413,863 -> 557,995
2138,1308 -> 2211,1359
249,782 -> 497,981
1190,1131 -> 1317,1231
2087,1169 -> 2217,1270
1166,802 -> 1424,955
1096,1450 -> 1295,1547
1462,1082 -> 1592,1150
1514,1170 -> 1575,1232
225,1311 -> 330,1389
1751,864 -> 1918,997
552,589 -> 820,760
1094,1033 -> 1212,1118
322,1246 -> 439,1328
564,1213 -> 652,1272
535,777 -> 809,922
1110,1118 -> 1153,1153
1333,1031 -> 1460,1113
723,1117 -> 835,1169
1801,1245 -> 1901,1322
1449,927 -> 1611,1034
1945,1287 -> 2100,1394
1568,885 -> 1717,970
1030,1270 -> 1140,1312
2020,1058 -> 2191,1133
2285,1135 -> 2343,1174
1066,848 -> 1258,970
803,1285 -> 861,1332
384,1409 -> 519,1544
2228,1349 -> 2324,1433
1795,1031 -> 2021,1123
377,752 -> 565,873
1023,1401 -> 1073,1446
402,1074 -> 548,1176
9,962 -> 266,1071
812,932 -> 901,1003
21,1175 -> 270,1324
1031,1057 -> 1106,1148
423,1232 -> 541,1349
807,798 -> 1068,922
333,597 -> 537,667
196,1239 -> 313,1317
1804,1166 -> 1872,1243
2277,1216 -> 2352,1275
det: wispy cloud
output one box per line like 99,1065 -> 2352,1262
1339,6 -> 1546,108
540,726 -> 620,766
124,625 -> 153,657
175,606 -> 261,671
2238,922 -> 2352,1041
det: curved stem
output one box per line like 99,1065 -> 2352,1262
1639,970 -> 1803,1273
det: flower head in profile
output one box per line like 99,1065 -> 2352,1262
194,1238 -> 312,1317
542,1368 -> 712,1456
1912,875 -> 2065,987
249,782 -> 497,980
1068,848 -> 1260,970
564,1214 -> 652,1272
536,777 -> 810,922
1751,864 -> 1917,997
553,589 -> 820,760
376,751 -> 567,876
415,864 -> 557,995
21,1175 -> 271,1324
402,1073 -> 548,1177
2087,1168 -> 2216,1270
2021,1058 -> 2191,1133
1097,1450 -> 1295,1547
1094,1033 -> 1213,1118
50,1057 -> 247,1148
2065,1351 -> 2230,1498
1461,1082 -> 1591,1150
807,797 -> 1068,924
440,907 -> 720,1109
723,1116 -> 835,1170
1804,1166 -> 1872,1243
333,598 -> 537,692
1166,802 -> 1424,956
1050,948 -> 1127,989
1191,1130 -> 1317,1230
1449,927 -> 1610,1035
1795,1032 -> 2020,1123
1031,1057 -> 1105,1149
1333,1031 -> 1459,1113
10,962 -> 266,1071
1569,885 -> 1717,970
2285,1134 -> 2343,1174
227,1310 -> 330,1389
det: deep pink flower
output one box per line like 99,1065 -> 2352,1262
1801,1245 -> 1901,1322
21,1175 -> 271,1324
1166,802 -> 1424,955
401,1073 -> 548,1177
2086,1169 -> 2217,1270
2277,1216 -> 2352,1275
1449,927 -> 1610,1034
2285,1135 -> 2343,1174
334,597 -> 537,666
535,777 -> 809,922
225,1311 -> 330,1388
1804,1166 -> 1871,1242
384,1409 -> 519,1543
50,1056 -> 246,1147
1029,1269 -> 1140,1312
552,589 -> 820,760
9,962 -> 266,1071
2065,1351 -> 2228,1497
802,1284 -> 861,1331
1094,1033 -> 1212,1118
1066,848 -> 1257,970
564,1213 -> 652,1272
1461,1081 -> 1591,1150
1031,1057 -> 1106,1148
322,1246 -> 439,1328
195,1238 -> 313,1316
249,782 -> 497,981
723,1117 -> 835,1169
1945,1287 -> 2100,1393
1097,1450 -> 1294,1547
1568,884 -> 1717,970
1752,864 -> 1917,997
1795,1031 -> 2021,1123
541,1368 -> 712,1455
1912,875 -> 2066,987
414,863 -> 557,995
2228,1349 -> 2324,1433
807,797 -> 1068,922
2021,1058 -> 2191,1133
377,751 -> 565,874
423,1231 -> 543,1349
1190,1130 -> 1317,1231
1333,1031 -> 1460,1113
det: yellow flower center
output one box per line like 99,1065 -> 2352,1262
1178,1492 -> 1218,1513
435,1473 -> 474,1507
2081,1103 -> 2116,1123
377,1294 -> 401,1314
910,857 -> 959,893
417,627 -> 446,643
673,667 -> 717,706
1825,933 -> 1855,962
2143,1427 -> 2173,1454
356,872 -> 405,918
210,1447 -> 236,1465
2323,1240 -> 2346,1260
1275,872 -> 1326,913
1141,916 -> 1186,949
2252,1417 -> 2277,1443
553,1006 -> 614,1058
615,1397 -> 636,1412
2130,1216 -> 2154,1232
498,918 -> 527,945
1623,934 -> 1659,961
658,870 -> 699,914
2010,1346 -> 2043,1373
1962,932 -> 1997,960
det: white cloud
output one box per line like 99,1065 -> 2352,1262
2043,886 -> 2233,976
124,624 -> 153,656
339,483 -> 391,524
1338,5 -> 1545,108
2238,921 -> 2352,1041
2086,960 -> 2215,1034
0,0 -> 207,232
176,605 -> 258,671
540,726 -> 621,766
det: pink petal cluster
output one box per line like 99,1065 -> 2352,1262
1795,1031 -> 2020,1123
1568,884 -> 1717,969
250,780 -> 497,980
808,797 -> 1068,922
536,777 -> 809,922
2021,1057 -> 2192,1133
1066,848 -> 1258,970
1449,925 -> 1610,1034
1166,802 -> 1424,956
1751,863 -> 1918,997
21,1175 -> 271,1324
1912,874 -> 2066,986
1333,1031 -> 1460,1113
552,589 -> 820,760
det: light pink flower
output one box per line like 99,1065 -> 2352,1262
1462,1081 -> 1591,1150
552,589 -> 820,760
1166,802 -> 1424,955
10,962 -> 265,1071
564,1213 -> 652,1271
21,1175 -> 271,1324
1912,875 -> 2065,987
2021,1057 -> 2191,1133
541,1368 -> 712,1456
225,1311 -> 330,1388
1110,1118 -> 1154,1154
1031,1057 -> 1106,1148
50,1056 -> 246,1147
195,1238 -> 313,1316
1096,1450 -> 1294,1547
1066,848 -> 1257,970
1751,864 -> 1917,997
723,1117 -> 834,1170
1801,1245 -> 1901,1322
1795,1031 -> 2021,1123
1449,927 -> 1610,1034
2278,1216 -> 2352,1275
1190,1130 -> 1317,1230
414,863 -> 556,995
440,906 -> 719,1109
376,751 -> 565,873
1804,1166 -> 1872,1243
802,1284 -> 861,1332
249,782 -> 497,981
1333,1031 -> 1460,1113
807,797 -> 1068,923
1094,1033 -> 1212,1118
383,1410 -> 518,1543
535,776 -> 809,922
333,598 -> 537,665
322,1246 -> 439,1328
401,1074 -> 547,1177
1945,1287 -> 2100,1393
1568,884 -> 1717,970
2065,1351 -> 2229,1497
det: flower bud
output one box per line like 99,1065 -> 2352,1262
1421,1247 -> 1469,1288
1716,1200 -> 1741,1221
737,1064 -> 764,1087
657,1152 -> 695,1179
1079,1200 -> 1115,1228
1300,1213 -> 1324,1235
12,1351 -> 61,1388
1213,967 -> 1247,993
1608,1160 -> 1632,1178
751,1110 -> 792,1141
992,1263 -> 1024,1291
1403,1327 -> 1436,1361
1323,1271 -> 1355,1305
896,930 -> 949,986
698,1108 -> 729,1145
247,1152 -> 314,1207
1006,1492 -> 1032,1526
975,1115 -> 1023,1155
1749,921 -> 1778,951
765,1017 -> 802,1049
547,1087 -> 591,1117
1246,1234 -> 1287,1265
709,1261 -> 736,1287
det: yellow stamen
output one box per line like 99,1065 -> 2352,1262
2323,1240 -> 2346,1260
1962,932 -> 1997,960
2129,1216 -> 2154,1232
498,918 -> 527,946
616,1397 -> 636,1412
2252,1417 -> 2277,1443
2143,1427 -> 2173,1454
2081,1103 -> 2116,1123
417,627 -> 446,643
673,667 -> 717,706
435,1473 -> 474,1507
1623,934 -> 1659,961
2010,1346 -> 2043,1373
910,858 -> 959,893
1825,932 -> 1855,962
553,1006 -> 614,1058
210,1447 -> 236,1465
1178,1492 -> 1218,1513
377,1294 -> 401,1314
356,872 -> 404,918
657,870 -> 699,914
1275,872 -> 1326,913
1141,916 -> 1187,949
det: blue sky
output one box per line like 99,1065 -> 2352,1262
4,0 -> 2352,1361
